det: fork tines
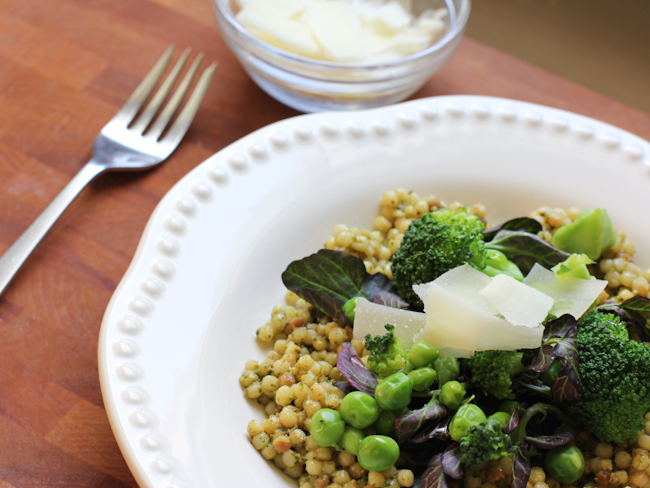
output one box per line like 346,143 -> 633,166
117,45 -> 217,145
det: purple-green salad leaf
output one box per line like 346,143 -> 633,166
503,407 -> 520,434
509,403 -> 577,448
282,249 -> 401,325
511,445 -> 531,488
371,291 -> 410,309
442,443 -> 464,480
618,294 -> 650,319
530,315 -> 582,402
483,217 -> 543,242
525,431 -> 577,450
336,342 -> 377,396
395,400 -> 447,444
421,453 -> 449,488
551,374 -> 581,403
544,314 -> 578,339
529,343 -> 555,372
364,272 -> 408,308
412,418 -> 451,443
485,230 -> 570,274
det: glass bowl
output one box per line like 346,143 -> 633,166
213,0 -> 471,112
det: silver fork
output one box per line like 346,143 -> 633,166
0,45 -> 217,296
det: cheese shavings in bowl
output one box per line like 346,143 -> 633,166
235,0 -> 448,63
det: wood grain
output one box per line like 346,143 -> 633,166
0,0 -> 648,486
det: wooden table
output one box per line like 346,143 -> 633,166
0,0 -> 648,486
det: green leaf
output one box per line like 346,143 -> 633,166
486,230 -> 570,275
619,295 -> 650,321
282,249 -> 400,325
483,217 -> 543,242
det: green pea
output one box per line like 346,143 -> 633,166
544,445 -> 585,484
433,356 -> 460,387
340,391 -> 380,429
449,404 -> 487,442
310,408 -> 345,447
439,380 -> 466,410
408,367 -> 437,392
357,435 -> 400,472
375,372 -> 413,411
487,411 -> 511,429
408,341 -> 439,368
341,427 -> 365,455
373,409 -> 397,435
342,297 -> 368,324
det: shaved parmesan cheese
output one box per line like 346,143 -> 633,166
413,282 -> 544,357
413,264 -> 545,357
352,264 -> 574,359
421,264 -> 499,316
237,3 -> 323,58
390,0 -> 412,15
523,263 -> 607,319
362,29 -> 399,57
479,274 -> 553,327
235,0 -> 447,62
306,0 -> 365,62
238,0 -> 307,19
354,0 -> 411,36
353,300 -> 425,349
413,13 -> 446,37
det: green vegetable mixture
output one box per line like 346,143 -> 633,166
241,188 -> 650,488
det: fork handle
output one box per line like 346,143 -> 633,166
0,159 -> 106,296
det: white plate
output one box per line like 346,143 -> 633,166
98,95 -> 650,488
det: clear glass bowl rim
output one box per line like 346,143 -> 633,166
213,0 -> 471,70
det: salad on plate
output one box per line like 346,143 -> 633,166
240,188 -> 650,488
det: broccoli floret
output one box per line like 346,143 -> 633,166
392,209 -> 487,310
365,324 -> 409,378
460,418 -> 516,467
468,350 -> 525,400
563,311 -> 650,443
